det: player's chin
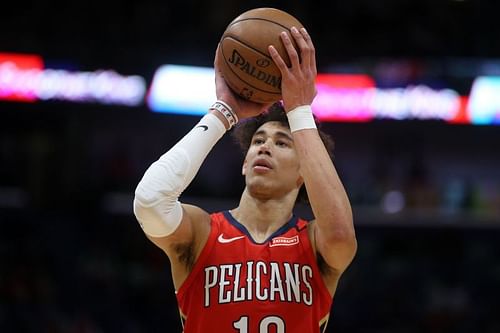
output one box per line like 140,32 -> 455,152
246,181 -> 275,200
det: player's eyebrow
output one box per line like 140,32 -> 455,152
274,130 -> 293,141
254,129 -> 293,142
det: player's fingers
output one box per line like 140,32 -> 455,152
214,44 -> 227,80
214,44 -> 220,68
280,31 -> 300,69
300,27 -> 316,73
214,46 -> 221,81
268,45 -> 288,74
290,26 -> 310,69
213,44 -> 231,99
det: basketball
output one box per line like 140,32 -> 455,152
218,8 -> 305,103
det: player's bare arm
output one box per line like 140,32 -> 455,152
269,27 -> 357,283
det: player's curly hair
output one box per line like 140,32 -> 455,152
232,102 -> 335,204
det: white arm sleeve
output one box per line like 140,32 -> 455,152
133,113 -> 226,237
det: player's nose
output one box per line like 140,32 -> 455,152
257,141 -> 272,156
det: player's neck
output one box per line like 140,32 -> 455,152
231,188 -> 296,242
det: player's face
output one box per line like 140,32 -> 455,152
242,121 -> 302,199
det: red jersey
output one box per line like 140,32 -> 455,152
176,211 -> 333,333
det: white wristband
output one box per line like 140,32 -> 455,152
210,100 -> 239,129
286,105 -> 317,132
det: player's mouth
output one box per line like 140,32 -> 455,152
253,158 -> 273,173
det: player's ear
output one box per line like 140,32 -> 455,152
242,159 -> 247,175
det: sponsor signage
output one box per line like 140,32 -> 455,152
3,52 -> 499,126
0,52 -> 146,106
147,64 -> 480,124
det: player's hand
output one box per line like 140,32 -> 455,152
268,27 -> 317,112
214,45 -> 271,120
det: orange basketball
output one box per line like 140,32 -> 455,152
218,8 -> 304,103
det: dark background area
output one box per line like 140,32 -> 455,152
1,1 -> 500,332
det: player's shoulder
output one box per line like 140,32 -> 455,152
182,203 -> 211,224
305,218 -> 318,249
207,210 -> 235,228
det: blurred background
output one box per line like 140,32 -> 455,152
1,0 -> 500,332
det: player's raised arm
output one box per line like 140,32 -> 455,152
132,105 -> 226,256
269,27 -> 357,275
133,48 -> 268,264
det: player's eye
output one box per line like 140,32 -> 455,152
276,140 -> 289,148
252,137 -> 265,145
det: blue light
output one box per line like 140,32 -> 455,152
147,64 -> 216,115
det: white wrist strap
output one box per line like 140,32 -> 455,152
210,100 -> 238,129
286,105 -> 317,132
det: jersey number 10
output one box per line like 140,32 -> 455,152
233,315 -> 285,333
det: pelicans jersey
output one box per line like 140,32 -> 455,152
175,211 -> 333,333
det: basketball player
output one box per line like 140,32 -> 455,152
133,26 -> 357,332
